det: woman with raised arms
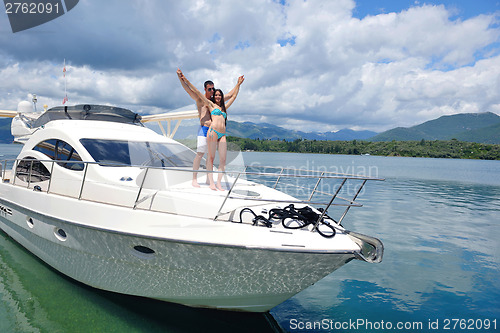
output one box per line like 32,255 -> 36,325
176,68 -> 244,191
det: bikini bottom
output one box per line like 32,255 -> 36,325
209,127 -> 226,140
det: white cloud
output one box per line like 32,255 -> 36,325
0,0 -> 499,133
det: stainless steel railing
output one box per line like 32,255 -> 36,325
1,158 -> 384,225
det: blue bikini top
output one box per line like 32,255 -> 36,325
211,108 -> 227,119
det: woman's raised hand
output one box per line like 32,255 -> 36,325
176,68 -> 185,80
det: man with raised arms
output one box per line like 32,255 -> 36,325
177,72 -> 244,187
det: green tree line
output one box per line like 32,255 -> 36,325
227,137 -> 500,160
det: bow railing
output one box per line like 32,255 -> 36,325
1,158 -> 384,227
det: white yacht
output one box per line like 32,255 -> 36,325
0,103 -> 383,312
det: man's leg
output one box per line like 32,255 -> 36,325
192,127 -> 208,187
192,152 -> 204,187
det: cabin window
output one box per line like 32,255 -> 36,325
33,139 -> 84,171
33,139 -> 57,159
79,139 -> 196,168
15,157 -> 51,183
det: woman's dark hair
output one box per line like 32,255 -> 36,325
211,89 -> 226,113
211,89 -> 227,125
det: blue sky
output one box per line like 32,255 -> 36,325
1,0 -> 499,132
354,0 -> 500,19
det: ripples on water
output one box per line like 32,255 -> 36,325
267,156 -> 500,331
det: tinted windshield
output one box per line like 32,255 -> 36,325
80,139 -> 197,167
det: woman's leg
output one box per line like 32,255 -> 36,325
216,136 -> 227,190
206,130 -> 218,190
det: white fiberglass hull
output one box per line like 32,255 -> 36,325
0,194 -> 355,312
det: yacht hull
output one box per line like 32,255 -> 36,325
0,197 -> 354,312
0,105 -> 383,312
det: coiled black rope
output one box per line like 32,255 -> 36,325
239,204 -> 336,238
239,208 -> 273,228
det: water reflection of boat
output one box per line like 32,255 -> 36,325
0,102 -> 383,312
0,230 -> 283,332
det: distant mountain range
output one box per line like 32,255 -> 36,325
226,112 -> 500,144
370,112 -> 500,144
144,119 -> 377,141
1,111 -> 499,144
0,118 -> 12,143
226,121 -> 377,141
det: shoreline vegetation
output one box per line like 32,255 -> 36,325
226,137 -> 500,160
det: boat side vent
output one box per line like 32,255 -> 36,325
120,177 -> 133,181
54,228 -> 67,241
26,217 -> 34,228
131,245 -> 156,259
133,245 -> 155,254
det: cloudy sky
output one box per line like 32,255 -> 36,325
1,0 -> 499,132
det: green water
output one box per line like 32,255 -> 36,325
0,229 -> 280,332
